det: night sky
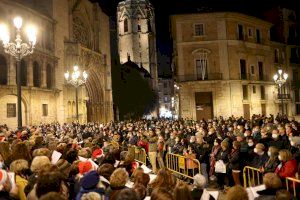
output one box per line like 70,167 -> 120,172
94,0 -> 299,75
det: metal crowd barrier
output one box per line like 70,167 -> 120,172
286,177 -> 300,197
243,166 -> 263,187
165,153 -> 201,180
129,146 -> 147,165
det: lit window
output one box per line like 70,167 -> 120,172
194,24 -> 204,36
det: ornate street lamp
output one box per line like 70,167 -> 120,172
273,69 -> 288,115
0,16 -> 37,130
64,65 -> 88,120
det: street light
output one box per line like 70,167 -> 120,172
64,65 -> 88,120
273,69 -> 288,115
0,16 -> 37,130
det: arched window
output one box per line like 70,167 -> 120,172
0,55 -> 8,85
124,18 -> 128,33
33,61 -> 41,87
147,20 -> 152,33
46,64 -> 53,89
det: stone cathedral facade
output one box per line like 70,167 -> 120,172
0,0 -> 113,128
117,0 -> 158,89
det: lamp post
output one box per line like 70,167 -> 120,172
273,69 -> 288,115
0,17 -> 37,130
64,66 -> 88,121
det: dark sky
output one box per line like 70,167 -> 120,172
94,0 -> 299,75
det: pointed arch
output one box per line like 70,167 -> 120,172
124,18 -> 128,33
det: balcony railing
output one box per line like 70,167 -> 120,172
175,73 -> 222,82
277,94 -> 291,100
239,73 -> 269,81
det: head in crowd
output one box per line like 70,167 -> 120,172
133,184 -> 147,200
226,185 -> 249,200
151,188 -> 174,200
193,173 -> 206,189
97,163 -> 115,181
268,146 -> 279,159
36,170 -> 64,198
173,181 -> 193,200
110,168 -> 129,188
134,172 -> 150,187
278,150 -> 292,162
254,143 -> 265,155
275,190 -> 293,200
150,168 -> 175,190
263,173 -> 282,189
81,192 -> 103,200
30,156 -> 51,174
39,192 -> 67,200
116,188 -> 138,200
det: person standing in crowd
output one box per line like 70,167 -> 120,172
261,146 -> 280,174
147,129 -> 158,173
194,136 -> 209,186
228,141 -> 241,186
173,181 -> 193,200
157,136 -> 165,169
172,136 -> 184,155
275,149 -> 298,179
215,141 -> 230,189
269,129 -> 285,150
165,132 -> 175,153
184,145 -> 198,177
209,138 -> 222,178
250,143 -> 269,168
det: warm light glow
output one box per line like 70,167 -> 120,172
0,24 -> 10,44
159,107 -> 172,118
13,16 -> 23,29
278,69 -> 282,75
64,71 -> 70,80
273,74 -> 278,81
83,71 -> 88,79
26,25 -> 37,45
74,65 -> 78,71
283,73 -> 288,80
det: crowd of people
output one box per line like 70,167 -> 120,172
0,113 -> 299,200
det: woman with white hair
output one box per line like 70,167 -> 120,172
190,173 -> 207,200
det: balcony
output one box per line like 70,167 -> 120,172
277,94 -> 291,100
175,73 -> 222,82
239,73 -> 269,81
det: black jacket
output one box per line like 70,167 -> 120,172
251,153 -> 269,168
216,149 -> 229,164
228,149 -> 241,170
264,158 -> 280,173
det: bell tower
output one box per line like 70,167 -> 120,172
117,0 -> 158,89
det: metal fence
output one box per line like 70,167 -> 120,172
286,177 -> 300,197
243,166 -> 263,187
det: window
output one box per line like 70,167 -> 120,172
293,70 -> 298,81
258,62 -> 263,80
275,49 -> 279,63
238,24 -> 244,40
164,97 -> 168,102
7,103 -> 16,118
296,104 -> 300,115
260,85 -> 266,100
164,82 -> 167,88
253,86 -> 256,94
46,64 -> 53,89
256,29 -> 261,43
250,65 -> 255,75
124,18 -> 128,33
242,85 -> 248,100
196,59 -> 208,80
33,61 -> 41,87
240,59 -> 247,79
248,28 -> 253,37
42,104 -> 48,116
137,25 -> 141,32
194,24 -> 204,36
0,55 -> 8,85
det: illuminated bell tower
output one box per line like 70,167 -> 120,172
117,0 -> 158,89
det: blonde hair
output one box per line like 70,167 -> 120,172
268,146 -> 279,158
226,185 -> 249,200
81,192 -> 103,200
263,173 -> 282,189
10,159 -> 29,174
279,149 -> 293,162
110,168 -> 129,187
31,156 -> 51,173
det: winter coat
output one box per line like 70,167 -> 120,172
147,136 -> 158,152
15,175 -> 28,200
184,153 -> 198,169
228,149 -> 241,170
275,159 -> 298,178
250,153 -> 269,168
263,158 -> 280,173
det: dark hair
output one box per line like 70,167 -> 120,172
11,142 -> 31,162
134,185 -> 147,200
39,192 -> 66,200
65,149 -> 78,164
275,189 -> 293,200
36,171 -> 63,198
116,188 -> 138,200
134,172 -> 150,187
151,188 -> 174,200
97,163 -> 115,181
174,181 -> 192,200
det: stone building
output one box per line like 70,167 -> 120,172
0,0 -> 113,128
157,75 -> 174,117
170,12 -> 295,120
117,0 -> 158,89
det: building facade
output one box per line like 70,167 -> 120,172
157,76 -> 174,117
117,0 -> 158,89
0,0 -> 113,128
170,12 -> 297,120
